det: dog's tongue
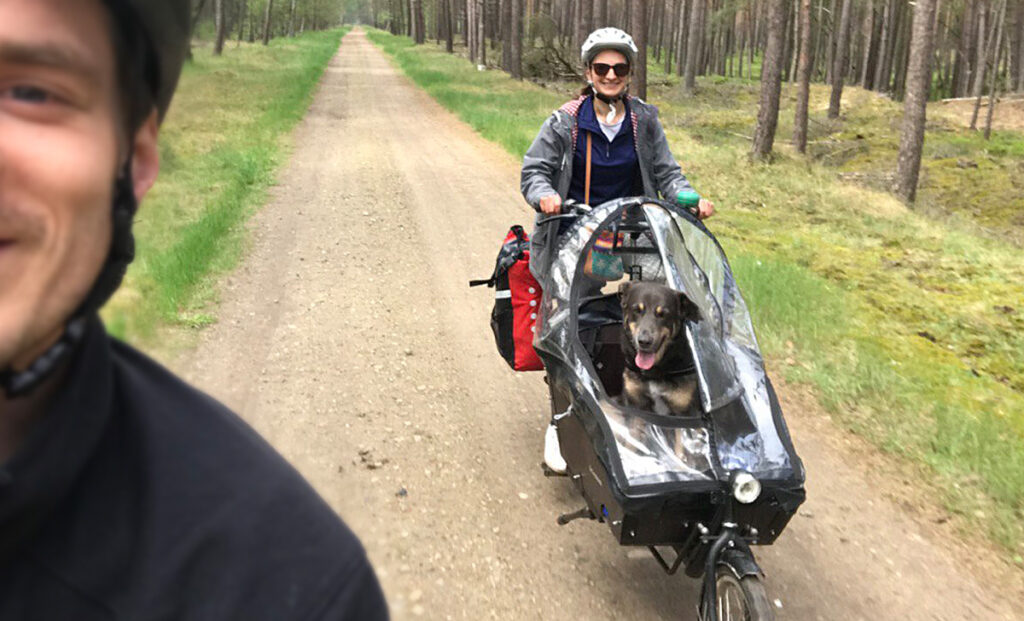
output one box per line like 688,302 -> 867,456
635,352 -> 657,370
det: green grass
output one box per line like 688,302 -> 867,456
367,29 -> 1024,562
104,29 -> 348,342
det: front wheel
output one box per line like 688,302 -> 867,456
702,568 -> 775,621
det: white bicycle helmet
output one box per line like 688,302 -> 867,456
580,27 -> 638,67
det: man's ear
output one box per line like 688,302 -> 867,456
130,110 -> 161,203
617,281 -> 632,303
678,293 -> 700,321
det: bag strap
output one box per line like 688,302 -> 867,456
468,225 -> 530,287
584,132 -> 592,206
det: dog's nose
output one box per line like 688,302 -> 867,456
637,333 -> 654,350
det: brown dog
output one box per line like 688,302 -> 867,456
618,282 -> 700,418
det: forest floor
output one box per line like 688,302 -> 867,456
165,29 -> 1024,619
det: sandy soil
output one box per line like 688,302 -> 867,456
933,95 -> 1024,132
174,30 -> 1024,620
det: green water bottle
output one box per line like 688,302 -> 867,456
676,190 -> 701,216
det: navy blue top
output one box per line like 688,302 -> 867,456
568,96 -> 641,208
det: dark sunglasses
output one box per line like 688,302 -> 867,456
591,62 -> 630,77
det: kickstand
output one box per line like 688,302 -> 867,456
557,507 -> 594,525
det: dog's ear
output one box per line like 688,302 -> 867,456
678,293 -> 701,321
617,282 -> 632,302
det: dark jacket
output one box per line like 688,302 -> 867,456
0,317 -> 387,620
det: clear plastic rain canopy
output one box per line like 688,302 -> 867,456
535,199 -> 798,492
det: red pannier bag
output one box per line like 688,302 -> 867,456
470,225 -> 544,371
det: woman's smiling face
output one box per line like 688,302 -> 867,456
586,49 -> 630,100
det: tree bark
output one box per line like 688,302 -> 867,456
683,0 -> 702,93
984,0 -> 1008,136
827,0 -> 852,117
237,0 -> 248,44
666,0 -> 682,73
214,0 -> 227,55
446,0 -> 455,51
971,1 -> 998,127
752,0 -> 787,160
511,0 -> 523,77
860,0 -> 875,86
793,0 -> 813,152
288,0 -> 297,36
895,0 -> 938,202
631,0 -> 648,99
262,0 -> 274,45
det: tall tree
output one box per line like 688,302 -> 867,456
258,0 -> 270,45
214,0 -> 227,55
631,0 -> 648,99
413,0 -> 425,42
793,0 -> 813,152
446,0 -> 455,51
983,0 -> 1008,138
752,0 -> 788,159
510,0 -> 523,77
828,0 -> 853,117
894,0 -> 938,202
682,0 -> 702,93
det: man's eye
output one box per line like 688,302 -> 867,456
8,86 -> 51,103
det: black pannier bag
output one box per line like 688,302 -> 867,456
470,225 -> 544,371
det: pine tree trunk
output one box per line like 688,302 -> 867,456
683,0 -> 701,92
752,0 -> 788,160
827,0 -> 852,117
511,0 -> 523,77
237,0 -> 248,44
478,0 -> 487,64
415,0 -> 426,42
793,0 -> 813,152
215,0 -> 227,55
825,0 -> 838,83
860,0 -> 875,86
632,0 -> 649,99
597,0 -> 609,26
262,0 -> 274,45
984,0 -> 1008,137
447,0 -> 456,51
895,0 -> 937,202
666,0 -> 681,73
676,0 -> 688,76
288,0 -> 297,36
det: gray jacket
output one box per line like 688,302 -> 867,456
520,95 -> 693,210
521,95 -> 693,276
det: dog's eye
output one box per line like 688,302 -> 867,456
655,306 -> 665,317
636,303 -> 645,314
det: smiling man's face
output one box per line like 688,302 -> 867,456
0,0 -> 125,370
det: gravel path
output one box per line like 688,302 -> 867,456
177,29 -> 1023,620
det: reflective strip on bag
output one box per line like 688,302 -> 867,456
495,290 -> 512,299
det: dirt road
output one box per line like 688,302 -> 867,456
177,30 -> 1023,620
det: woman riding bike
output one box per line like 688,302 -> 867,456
519,27 -> 714,472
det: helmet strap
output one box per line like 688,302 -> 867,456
1,162 -> 137,398
593,89 -> 628,123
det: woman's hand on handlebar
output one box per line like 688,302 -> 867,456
697,198 -> 715,220
539,194 -> 562,215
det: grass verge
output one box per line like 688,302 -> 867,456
367,29 -> 1024,564
104,28 -> 348,342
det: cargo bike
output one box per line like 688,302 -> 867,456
532,197 -> 806,621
